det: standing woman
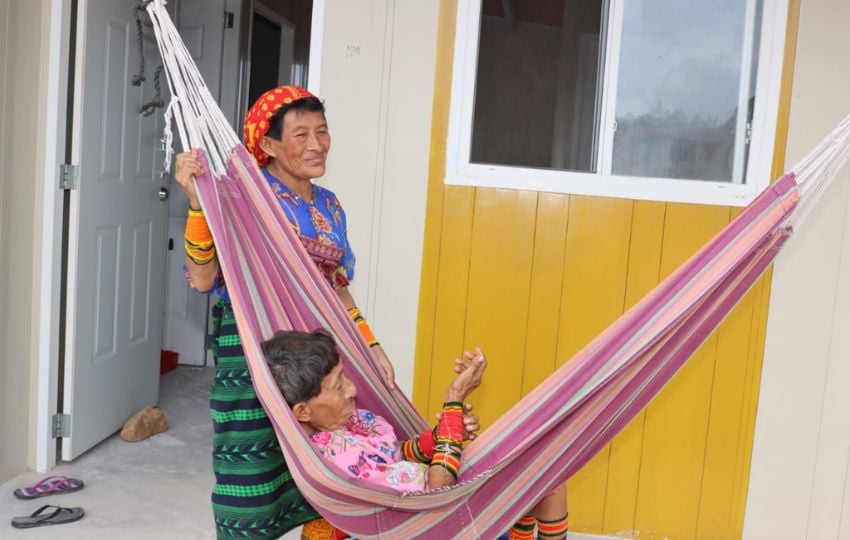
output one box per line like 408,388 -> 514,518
175,86 -> 394,540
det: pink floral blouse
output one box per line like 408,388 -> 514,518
310,409 -> 428,493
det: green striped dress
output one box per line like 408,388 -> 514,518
208,171 -> 355,538
210,299 -> 320,539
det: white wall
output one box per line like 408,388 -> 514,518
744,0 -> 850,537
0,0 -> 49,483
315,0 -> 439,395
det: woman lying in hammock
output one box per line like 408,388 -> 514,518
262,329 -> 569,539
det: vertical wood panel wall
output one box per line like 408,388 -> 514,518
414,1 -> 796,537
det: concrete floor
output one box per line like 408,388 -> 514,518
0,366 -> 299,540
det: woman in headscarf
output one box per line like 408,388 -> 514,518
175,86 -> 393,540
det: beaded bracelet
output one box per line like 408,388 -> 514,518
402,429 -> 436,463
537,514 -> 569,538
430,401 -> 465,479
185,208 -> 216,264
347,307 -> 380,348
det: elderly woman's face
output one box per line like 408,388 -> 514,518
298,362 -> 357,434
262,109 -> 331,181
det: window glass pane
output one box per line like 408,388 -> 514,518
611,0 -> 759,182
470,0 -> 604,172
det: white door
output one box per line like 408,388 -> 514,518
63,0 -> 170,460
163,216 -> 210,367
162,0 -> 227,366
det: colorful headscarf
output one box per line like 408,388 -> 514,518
243,85 -> 318,168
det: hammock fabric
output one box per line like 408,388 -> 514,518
145,1 -> 850,537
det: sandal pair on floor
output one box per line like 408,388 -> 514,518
11,476 -> 85,529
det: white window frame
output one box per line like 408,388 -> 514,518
446,0 -> 789,207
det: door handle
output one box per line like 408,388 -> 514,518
158,187 -> 169,201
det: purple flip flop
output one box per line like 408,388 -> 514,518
12,476 -> 84,500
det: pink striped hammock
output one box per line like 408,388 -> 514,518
145,1 -> 850,537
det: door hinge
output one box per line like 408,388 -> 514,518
745,121 -> 753,145
59,163 -> 78,190
52,413 -> 70,438
224,11 -> 234,29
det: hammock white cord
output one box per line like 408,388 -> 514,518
147,0 -> 238,177
787,114 -> 850,230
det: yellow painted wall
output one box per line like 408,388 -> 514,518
413,1 -> 798,538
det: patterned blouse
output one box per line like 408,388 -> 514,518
311,409 -> 429,493
195,169 -> 356,302
262,169 -> 355,288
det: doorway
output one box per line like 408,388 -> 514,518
163,0 -> 314,377
249,10 -> 295,102
40,0 -> 320,471
249,1 -> 313,103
